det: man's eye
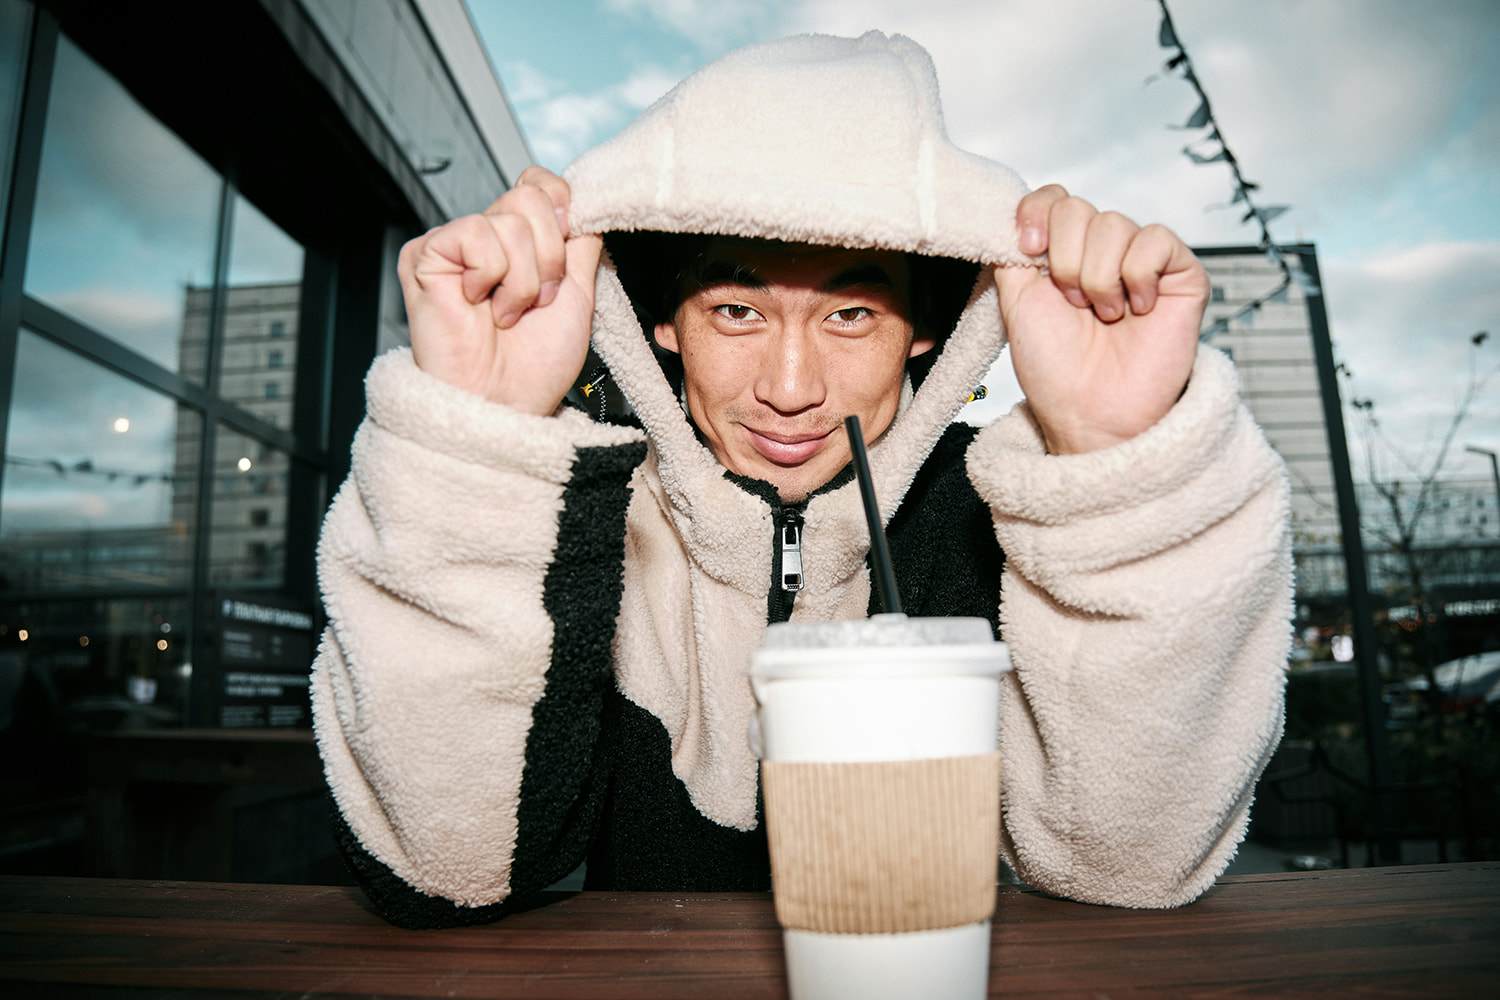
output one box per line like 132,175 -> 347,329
714,304 -> 762,321
830,307 -> 872,323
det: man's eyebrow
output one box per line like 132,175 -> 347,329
695,259 -> 766,289
823,264 -> 897,293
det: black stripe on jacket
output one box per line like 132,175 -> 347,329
333,441 -> 646,929
335,423 -> 1004,927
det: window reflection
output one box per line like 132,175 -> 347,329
0,595 -> 190,737
217,195 -> 303,430
210,424 -> 288,587
24,36 -> 221,380
0,330 -> 198,593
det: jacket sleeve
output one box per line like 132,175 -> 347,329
310,349 -> 646,927
965,345 -> 1293,908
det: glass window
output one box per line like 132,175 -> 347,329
0,0 -> 32,243
209,424 -> 288,587
0,594 -> 191,785
0,330 -> 199,593
220,194 -> 303,429
24,37 -> 222,380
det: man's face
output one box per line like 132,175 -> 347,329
654,241 -> 934,502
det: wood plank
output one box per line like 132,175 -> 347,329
1,865 -> 1496,999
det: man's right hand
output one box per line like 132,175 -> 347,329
398,166 -> 603,415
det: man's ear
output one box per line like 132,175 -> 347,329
907,333 -> 937,358
654,322 -> 682,354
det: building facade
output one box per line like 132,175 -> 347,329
0,0 -> 531,874
1197,245 -> 1500,664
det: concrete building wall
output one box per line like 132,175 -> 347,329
1197,247 -> 1343,567
299,0 -> 531,220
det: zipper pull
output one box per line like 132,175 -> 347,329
780,509 -> 804,592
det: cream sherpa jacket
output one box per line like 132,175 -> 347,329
311,32 -> 1292,929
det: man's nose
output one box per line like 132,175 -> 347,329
754,325 -> 826,415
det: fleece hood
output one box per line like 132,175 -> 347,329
567,31 -> 1034,265
554,32 -> 1045,830
564,31 -> 1036,528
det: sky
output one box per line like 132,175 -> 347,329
466,0 -> 1500,487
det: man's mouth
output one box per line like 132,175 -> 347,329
743,426 -> 836,466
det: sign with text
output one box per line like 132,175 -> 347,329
217,594 -> 316,728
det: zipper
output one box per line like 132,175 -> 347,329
780,508 -> 804,593
769,505 -> 805,624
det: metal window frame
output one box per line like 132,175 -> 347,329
0,8 -> 334,727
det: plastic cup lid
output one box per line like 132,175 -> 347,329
750,614 -> 1010,678
760,613 -> 994,650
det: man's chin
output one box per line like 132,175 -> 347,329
722,446 -> 848,504
758,460 -> 840,505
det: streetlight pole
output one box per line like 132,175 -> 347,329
1466,446 -> 1500,533
1297,248 -> 1399,862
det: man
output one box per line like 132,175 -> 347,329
312,32 -> 1292,929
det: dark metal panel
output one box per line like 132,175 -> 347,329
0,6 -> 55,509
255,0 -> 447,229
323,238 -> 385,498
282,249 -> 338,612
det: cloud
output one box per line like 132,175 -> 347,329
602,0 -> 785,52
1322,239 -> 1500,467
777,0 -> 1500,461
477,0 -> 1499,467
618,64 -> 681,110
39,287 -> 184,368
499,59 -> 558,106
501,59 -> 681,169
3,332 -> 182,535
785,0 -> 1500,247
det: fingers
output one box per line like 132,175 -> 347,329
1075,212 -> 1137,322
401,169 -> 580,331
1015,183 -> 1069,256
399,215 -> 509,307
1022,188 -> 1191,323
1036,195 -> 1128,321
485,211 -> 541,327
1122,224 -> 1204,315
488,181 -> 568,315
565,232 -> 605,288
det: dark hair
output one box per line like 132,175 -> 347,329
604,231 -> 981,391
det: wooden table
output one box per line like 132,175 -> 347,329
2,863 -> 1497,997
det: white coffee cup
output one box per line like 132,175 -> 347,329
749,614 -> 1011,1000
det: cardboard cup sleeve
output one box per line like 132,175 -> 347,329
761,751 -> 1002,934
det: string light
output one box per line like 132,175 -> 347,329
3,455 -> 172,486
1151,0 -> 1319,338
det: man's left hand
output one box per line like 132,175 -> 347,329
994,185 -> 1207,455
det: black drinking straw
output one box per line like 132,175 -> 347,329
843,414 -> 903,615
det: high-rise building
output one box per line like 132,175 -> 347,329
1197,245 -> 1342,583
1197,245 -> 1499,661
